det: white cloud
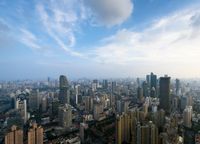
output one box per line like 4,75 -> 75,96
85,0 -> 133,26
36,0 -> 85,57
20,28 -> 41,50
87,6 -> 200,77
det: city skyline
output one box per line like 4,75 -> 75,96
1,0 -> 200,80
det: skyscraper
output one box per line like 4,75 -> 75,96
103,79 -> 108,89
16,98 -> 28,123
80,123 -> 88,144
93,103 -> 103,120
75,84 -> 80,105
28,123 -> 43,144
159,76 -> 171,114
150,72 -> 157,97
142,81 -> 149,97
59,75 -> 70,104
183,106 -> 192,128
175,79 -> 180,96
29,89 -> 40,112
5,125 -> 23,144
137,87 -> 144,103
58,104 -> 72,128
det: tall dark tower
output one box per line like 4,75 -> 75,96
59,75 -> 70,104
150,72 -> 157,97
159,76 -> 171,114
175,79 -> 180,96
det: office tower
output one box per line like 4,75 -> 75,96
59,75 -> 70,104
92,79 -> 98,91
142,81 -> 149,97
85,96 -> 93,112
143,102 -> 148,118
75,84 -> 80,104
123,100 -> 130,113
41,97 -> 47,112
159,76 -> 171,114
29,89 -> 40,112
16,98 -> 28,123
103,79 -> 108,89
51,99 -> 59,117
58,104 -> 72,128
175,79 -> 180,96
137,78 -> 140,87
180,96 -> 187,111
5,125 -> 23,144
146,75 -> 150,86
137,87 -> 144,103
111,81 -> 117,93
150,72 -> 157,97
117,100 -> 122,114
187,95 -> 193,107
93,103 -> 103,120
183,106 -> 192,128
172,97 -> 179,111
80,123 -> 88,144
28,123 -> 43,144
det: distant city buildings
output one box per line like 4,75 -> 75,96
2,73 -> 200,143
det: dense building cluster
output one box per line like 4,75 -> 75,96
0,73 -> 200,143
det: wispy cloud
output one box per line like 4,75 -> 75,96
89,6 -> 200,66
20,28 -> 41,50
36,0 -> 85,57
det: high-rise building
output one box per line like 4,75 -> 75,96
116,114 -> 129,144
183,106 -> 192,128
137,87 -> 144,103
93,103 -> 103,120
180,96 -> 187,111
111,81 -> 117,93
28,123 -> 43,144
41,97 -> 47,112
58,104 -> 72,128
16,98 -> 28,123
75,84 -> 80,105
187,95 -> 193,107
137,121 -> 158,144
29,90 -> 40,112
142,81 -> 149,97
84,96 -> 93,112
175,79 -> 180,96
103,79 -> 108,89
59,75 -> 70,104
159,76 -> 171,114
5,125 -> 23,144
150,72 -> 157,97
80,123 -> 88,144
92,79 -> 99,91
116,111 -> 139,144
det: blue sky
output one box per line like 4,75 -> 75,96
0,0 -> 200,80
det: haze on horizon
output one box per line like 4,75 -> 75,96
1,0 -> 200,80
